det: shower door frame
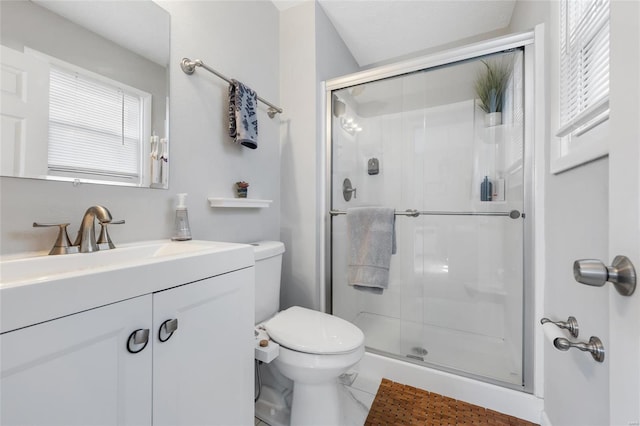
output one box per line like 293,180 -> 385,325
322,28 -> 543,393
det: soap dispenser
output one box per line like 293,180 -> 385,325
172,193 -> 192,241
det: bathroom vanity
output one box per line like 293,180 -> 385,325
0,240 -> 254,426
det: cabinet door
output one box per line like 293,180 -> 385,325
153,268 -> 254,426
0,295 -> 153,426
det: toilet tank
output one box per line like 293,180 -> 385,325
252,241 -> 285,324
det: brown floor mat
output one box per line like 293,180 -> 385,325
365,378 -> 538,426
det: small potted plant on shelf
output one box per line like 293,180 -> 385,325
235,181 -> 249,198
474,57 -> 513,127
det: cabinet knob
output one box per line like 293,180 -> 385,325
127,328 -> 150,354
158,318 -> 178,343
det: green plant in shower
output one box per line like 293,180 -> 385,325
474,57 -> 513,113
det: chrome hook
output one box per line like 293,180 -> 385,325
540,316 -> 579,338
554,336 -> 605,363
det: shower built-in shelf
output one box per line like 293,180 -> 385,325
208,197 -> 272,208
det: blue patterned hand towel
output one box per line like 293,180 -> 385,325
228,79 -> 258,149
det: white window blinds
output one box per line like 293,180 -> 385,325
557,0 -> 610,137
48,65 -> 142,180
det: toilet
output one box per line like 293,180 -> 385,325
253,241 -> 365,426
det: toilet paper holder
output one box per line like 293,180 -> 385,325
540,316 -> 579,338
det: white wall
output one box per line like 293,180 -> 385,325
0,1 -> 280,255
279,2 -> 317,310
279,2 -> 358,311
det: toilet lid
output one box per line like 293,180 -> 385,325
265,306 -> 364,355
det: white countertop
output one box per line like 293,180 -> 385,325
0,240 -> 254,334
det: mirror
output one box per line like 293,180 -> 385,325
0,0 -> 170,189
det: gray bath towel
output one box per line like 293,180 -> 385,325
347,207 -> 396,294
228,79 -> 258,149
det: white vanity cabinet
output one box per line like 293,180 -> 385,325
0,266 -> 254,426
153,268 -> 254,426
0,295 -> 154,426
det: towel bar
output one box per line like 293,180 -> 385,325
180,57 -> 283,118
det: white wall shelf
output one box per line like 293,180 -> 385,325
207,197 -> 272,208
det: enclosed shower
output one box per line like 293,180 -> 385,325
328,47 -> 532,390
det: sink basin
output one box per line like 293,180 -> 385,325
0,240 -> 254,333
0,240 -> 233,286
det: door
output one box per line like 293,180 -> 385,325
330,49 -> 527,388
0,295 -> 153,426
544,2 -> 640,425
152,268 -> 254,426
0,45 -> 49,178
608,1 -> 640,423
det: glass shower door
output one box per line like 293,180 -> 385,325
331,50 -> 525,387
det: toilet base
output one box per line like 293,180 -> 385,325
290,380 -> 341,426
272,345 -> 365,425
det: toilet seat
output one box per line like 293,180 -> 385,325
265,306 -> 364,355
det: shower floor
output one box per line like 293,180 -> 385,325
353,311 -> 522,386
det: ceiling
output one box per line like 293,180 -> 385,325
272,0 -> 516,67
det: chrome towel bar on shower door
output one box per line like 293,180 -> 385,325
329,209 -> 522,219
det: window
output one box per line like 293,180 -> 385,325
558,0 -> 609,137
26,49 -> 151,185
48,65 -> 148,183
552,0 -> 609,172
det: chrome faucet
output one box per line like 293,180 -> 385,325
73,206 -> 112,253
34,205 -> 124,255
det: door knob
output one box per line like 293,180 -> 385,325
573,256 -> 636,296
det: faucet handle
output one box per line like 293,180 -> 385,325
97,220 -> 125,250
33,222 -> 78,255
